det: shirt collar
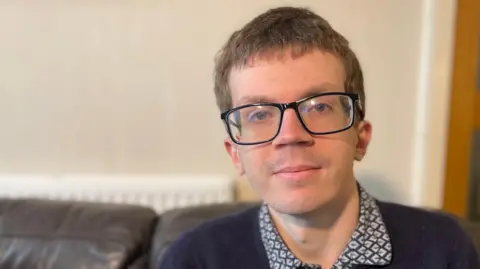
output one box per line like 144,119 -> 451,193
258,183 -> 392,269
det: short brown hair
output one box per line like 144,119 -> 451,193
213,6 -> 365,117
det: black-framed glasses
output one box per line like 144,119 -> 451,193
220,92 -> 364,145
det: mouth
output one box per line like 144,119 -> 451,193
272,165 -> 322,181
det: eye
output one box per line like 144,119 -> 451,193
248,111 -> 270,122
302,103 -> 332,113
314,103 -> 328,112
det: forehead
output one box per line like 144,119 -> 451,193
229,50 -> 345,107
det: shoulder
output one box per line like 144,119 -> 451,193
377,200 -> 461,228
377,200 -> 479,265
157,205 -> 261,268
187,203 -> 261,237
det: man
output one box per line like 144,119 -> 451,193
159,6 -> 479,269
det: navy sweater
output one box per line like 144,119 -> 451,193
159,201 -> 479,269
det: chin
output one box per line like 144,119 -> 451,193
268,201 -> 318,216
265,189 -> 336,216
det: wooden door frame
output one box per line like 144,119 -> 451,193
476,93 -> 480,128
442,0 -> 480,217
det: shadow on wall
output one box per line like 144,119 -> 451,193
356,170 -> 402,203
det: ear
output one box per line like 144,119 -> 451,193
224,138 -> 245,176
354,121 -> 372,161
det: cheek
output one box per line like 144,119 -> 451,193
315,135 -> 357,165
237,147 -> 272,193
238,147 -> 267,173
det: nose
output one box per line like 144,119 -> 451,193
272,109 -> 314,146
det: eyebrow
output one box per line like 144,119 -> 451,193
236,85 -> 340,106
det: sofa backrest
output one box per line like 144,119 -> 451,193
150,202 -> 259,269
0,198 -> 158,269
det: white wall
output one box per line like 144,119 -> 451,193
0,1 -> 457,208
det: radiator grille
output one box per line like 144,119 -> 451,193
0,174 -> 235,213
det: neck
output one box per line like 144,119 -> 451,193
268,179 -> 359,268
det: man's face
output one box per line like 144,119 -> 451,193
224,49 -> 372,215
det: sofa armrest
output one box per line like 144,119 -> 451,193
0,198 -> 158,269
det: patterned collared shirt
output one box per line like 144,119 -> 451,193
258,184 -> 393,269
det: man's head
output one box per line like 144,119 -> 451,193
214,6 -> 372,215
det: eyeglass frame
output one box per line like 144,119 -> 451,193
220,92 -> 365,146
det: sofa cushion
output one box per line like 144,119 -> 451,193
0,198 -> 158,269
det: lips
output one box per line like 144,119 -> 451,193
273,165 -> 320,174
272,165 -> 322,182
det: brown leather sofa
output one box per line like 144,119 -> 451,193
0,198 -> 478,269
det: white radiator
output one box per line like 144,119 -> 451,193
0,174 -> 235,213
